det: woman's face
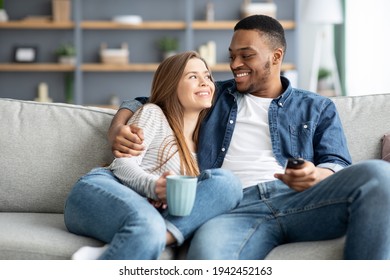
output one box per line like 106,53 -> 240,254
177,58 -> 215,114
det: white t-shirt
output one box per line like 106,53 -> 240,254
221,94 -> 284,188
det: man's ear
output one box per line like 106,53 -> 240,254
272,48 -> 284,65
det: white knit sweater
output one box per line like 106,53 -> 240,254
109,104 -> 182,200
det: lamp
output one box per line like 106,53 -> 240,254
304,0 -> 343,96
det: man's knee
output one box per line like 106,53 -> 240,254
199,169 -> 243,206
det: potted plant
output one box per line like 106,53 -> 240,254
317,67 -> 332,91
157,36 -> 179,60
55,43 -> 76,65
0,0 -> 9,22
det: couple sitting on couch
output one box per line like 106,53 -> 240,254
64,15 -> 390,260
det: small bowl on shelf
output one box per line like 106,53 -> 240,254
112,15 -> 142,25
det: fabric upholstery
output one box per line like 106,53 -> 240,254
0,213 -> 103,259
0,98 -> 115,213
332,94 -> 390,163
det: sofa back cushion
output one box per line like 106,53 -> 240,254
331,93 -> 390,163
0,98 -> 115,213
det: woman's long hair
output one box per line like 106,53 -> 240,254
148,51 -> 214,176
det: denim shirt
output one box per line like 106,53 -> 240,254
197,77 -> 351,172
120,76 -> 352,173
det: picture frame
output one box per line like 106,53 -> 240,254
13,46 -> 38,63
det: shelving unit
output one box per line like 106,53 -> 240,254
0,0 -> 298,105
0,20 -> 295,73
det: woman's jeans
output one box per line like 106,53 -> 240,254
64,167 -> 242,260
187,160 -> 390,260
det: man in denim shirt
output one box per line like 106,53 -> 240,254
109,15 -> 390,259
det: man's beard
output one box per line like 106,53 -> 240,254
237,60 -> 271,94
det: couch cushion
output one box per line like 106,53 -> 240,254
0,213 -> 104,259
0,212 -> 175,260
331,94 -> 390,163
0,98 -> 116,213
265,237 -> 345,260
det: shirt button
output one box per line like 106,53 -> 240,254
278,102 -> 283,106
303,124 -> 308,129
221,148 -> 226,152
229,120 -> 234,124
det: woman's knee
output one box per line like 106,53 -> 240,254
122,208 -> 167,245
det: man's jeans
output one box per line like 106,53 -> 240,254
64,167 -> 242,259
188,160 -> 390,260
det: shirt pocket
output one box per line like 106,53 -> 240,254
289,121 -> 315,160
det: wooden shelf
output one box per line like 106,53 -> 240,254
82,63 -> 295,72
0,19 -> 294,31
80,21 -> 186,30
0,20 -> 74,29
0,63 -> 75,72
81,63 -> 160,72
0,63 -> 295,72
79,20 -> 295,31
192,20 -> 295,30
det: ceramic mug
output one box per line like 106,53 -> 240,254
166,175 -> 197,216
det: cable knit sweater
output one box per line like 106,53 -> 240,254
109,104 -> 183,200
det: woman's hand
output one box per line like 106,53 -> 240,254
153,171 -> 175,207
274,160 -> 334,192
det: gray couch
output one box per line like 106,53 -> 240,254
1,94 -> 389,260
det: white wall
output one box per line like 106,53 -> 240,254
297,0 -> 390,96
296,0 -> 337,93
345,0 -> 390,96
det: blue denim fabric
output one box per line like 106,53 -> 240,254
64,167 -> 242,259
64,168 -> 166,260
197,77 -> 352,171
187,160 -> 390,260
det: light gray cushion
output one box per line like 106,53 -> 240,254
0,98 -> 116,213
265,237 -> 345,260
331,94 -> 390,163
0,212 -> 104,259
0,212 -> 175,260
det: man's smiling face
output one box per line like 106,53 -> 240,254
229,29 -> 274,97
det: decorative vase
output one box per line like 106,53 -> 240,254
58,56 -> 76,65
0,9 -> 8,22
52,0 -> 71,22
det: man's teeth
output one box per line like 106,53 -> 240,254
236,73 -> 249,77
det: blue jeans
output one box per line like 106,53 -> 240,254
187,160 -> 390,260
64,167 -> 242,260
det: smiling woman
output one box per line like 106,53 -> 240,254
63,51 -> 242,260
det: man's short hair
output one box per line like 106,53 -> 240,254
234,14 -> 287,53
